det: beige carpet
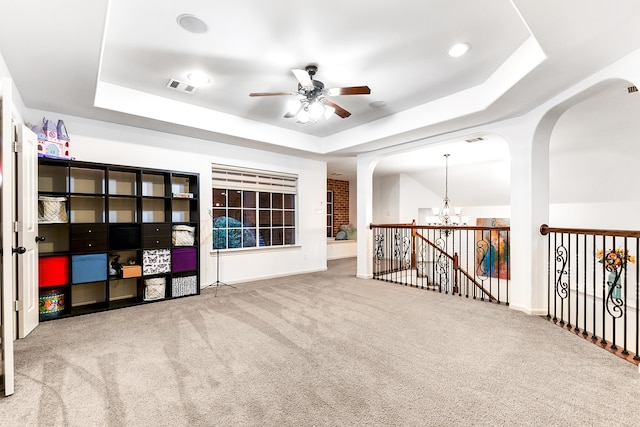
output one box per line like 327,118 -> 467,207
2,258 -> 639,426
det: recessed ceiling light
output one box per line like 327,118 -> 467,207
187,72 -> 210,86
448,43 -> 471,58
177,14 -> 208,34
369,100 -> 387,108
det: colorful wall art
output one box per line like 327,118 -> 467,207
475,218 -> 510,279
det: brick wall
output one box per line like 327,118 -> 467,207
327,179 -> 350,237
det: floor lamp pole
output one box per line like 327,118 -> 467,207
212,219 -> 235,297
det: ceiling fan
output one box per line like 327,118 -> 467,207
249,65 -> 371,123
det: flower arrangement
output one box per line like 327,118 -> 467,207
596,248 -> 636,270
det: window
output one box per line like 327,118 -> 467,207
211,165 -> 297,249
327,190 -> 334,237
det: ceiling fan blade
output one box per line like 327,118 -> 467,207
327,86 -> 371,96
249,92 -> 294,97
325,100 -> 351,118
291,68 -> 313,88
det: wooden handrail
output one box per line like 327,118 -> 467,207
540,224 -> 640,238
371,223 -> 509,231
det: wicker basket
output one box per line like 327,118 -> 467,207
144,277 -> 166,301
172,225 -> 195,246
38,195 -> 68,223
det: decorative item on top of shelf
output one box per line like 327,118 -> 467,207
172,225 -> 196,246
144,277 -> 166,301
172,191 -> 194,198
33,117 -> 71,159
38,195 -> 68,223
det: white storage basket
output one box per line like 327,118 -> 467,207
172,225 -> 195,246
172,275 -> 198,297
38,195 -> 68,223
144,277 -> 166,301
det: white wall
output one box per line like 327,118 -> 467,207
29,110 -> 328,287
375,172 -> 467,224
398,173 -> 442,223
372,174 -> 400,223
550,202 -> 640,230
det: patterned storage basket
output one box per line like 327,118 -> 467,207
143,249 -> 171,275
38,195 -> 68,223
144,277 -> 166,301
172,225 -> 195,246
172,275 -> 198,297
39,289 -> 65,318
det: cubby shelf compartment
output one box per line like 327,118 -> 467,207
37,158 -> 200,321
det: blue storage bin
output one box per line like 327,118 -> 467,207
72,253 -> 107,284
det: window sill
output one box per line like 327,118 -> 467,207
209,244 -> 301,255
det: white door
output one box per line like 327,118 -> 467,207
1,77 -> 15,396
16,124 -> 38,338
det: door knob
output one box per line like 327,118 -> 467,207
12,246 -> 26,254
36,236 -> 46,243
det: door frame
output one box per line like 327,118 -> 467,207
16,124 -> 38,338
1,77 -> 16,396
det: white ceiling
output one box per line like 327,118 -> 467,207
2,0 -> 640,183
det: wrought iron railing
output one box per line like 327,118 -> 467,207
370,222 -> 510,305
540,225 -> 640,364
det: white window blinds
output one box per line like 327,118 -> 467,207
211,164 -> 297,194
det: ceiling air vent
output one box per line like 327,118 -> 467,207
167,78 -> 196,94
465,137 -> 486,143
627,85 -> 638,94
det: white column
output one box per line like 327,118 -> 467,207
502,116 -> 551,314
356,154 -> 378,279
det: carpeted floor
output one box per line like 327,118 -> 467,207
1,258 -> 639,426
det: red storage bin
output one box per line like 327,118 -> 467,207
39,255 -> 69,288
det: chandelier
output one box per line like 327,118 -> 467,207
430,154 -> 468,226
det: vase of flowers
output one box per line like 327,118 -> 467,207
596,248 -> 635,299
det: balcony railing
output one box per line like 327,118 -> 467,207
540,225 -> 640,364
370,222 -> 510,305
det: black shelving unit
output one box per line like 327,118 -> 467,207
37,157 -> 200,320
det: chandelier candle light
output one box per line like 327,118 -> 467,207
428,154 -> 469,226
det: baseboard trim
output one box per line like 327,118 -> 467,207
508,303 -> 547,316
201,266 -> 328,289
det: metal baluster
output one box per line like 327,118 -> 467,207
622,238 -> 629,356
600,234 -> 607,346
547,231 -> 552,321
592,235 -> 598,341
506,229 -> 510,306
635,238 -> 639,361
573,233 -> 579,333
582,234 -> 588,337
567,233 -> 572,330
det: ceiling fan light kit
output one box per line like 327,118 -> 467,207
250,64 -> 371,123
